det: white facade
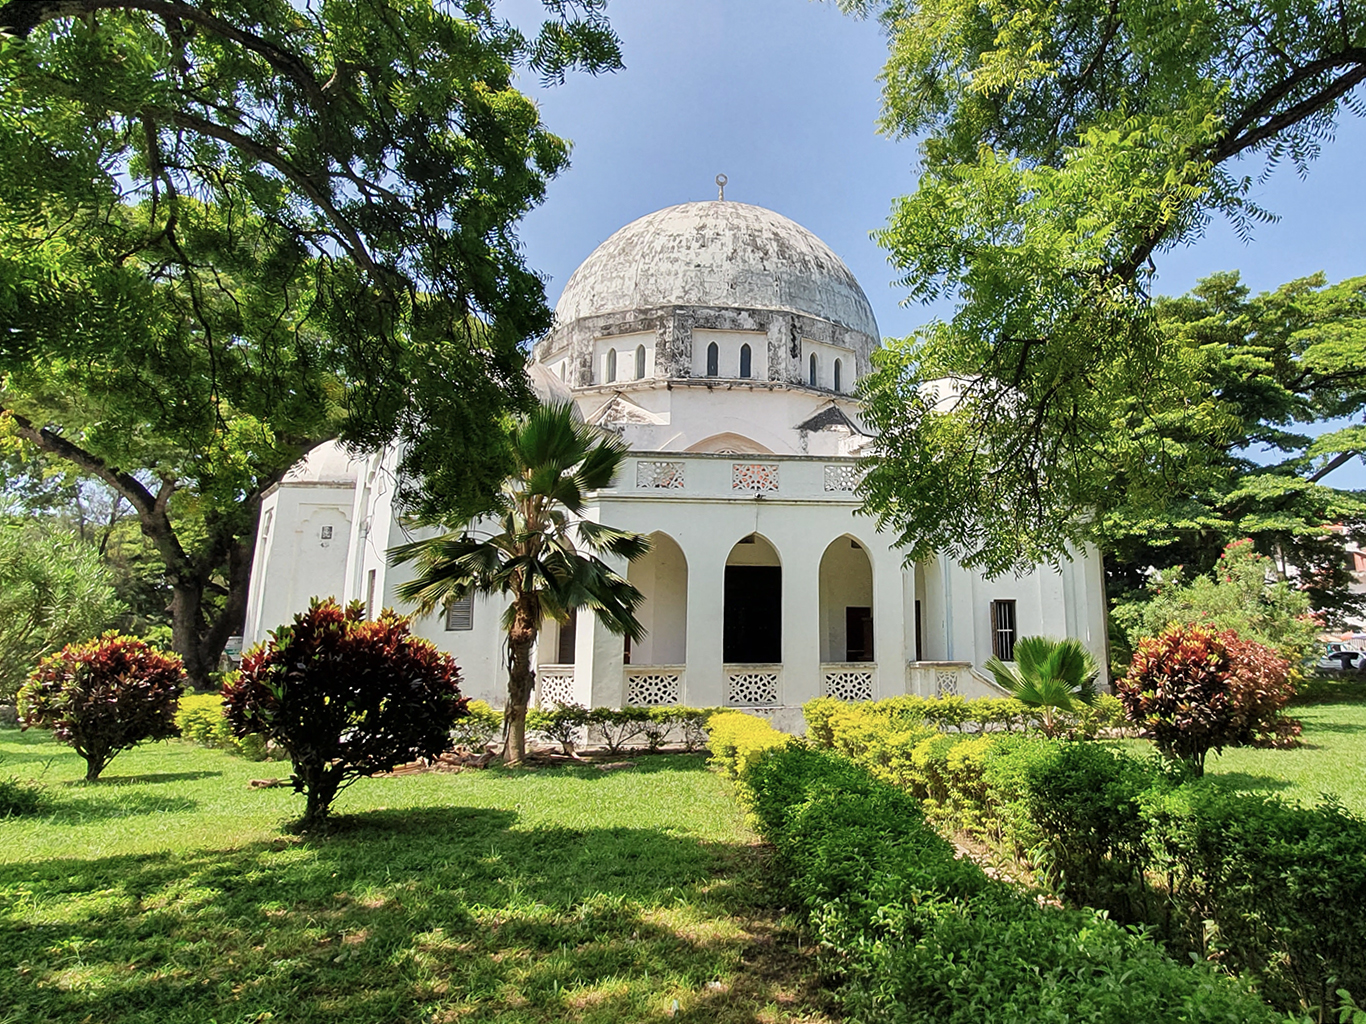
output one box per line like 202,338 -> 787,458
243,200 -> 1109,724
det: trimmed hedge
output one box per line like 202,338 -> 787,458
726,727 -> 1278,1024
803,692 -> 1127,744
524,704 -> 721,755
802,701 -> 1366,1016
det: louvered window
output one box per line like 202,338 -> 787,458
445,597 -> 474,631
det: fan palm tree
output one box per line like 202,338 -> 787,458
390,402 -> 649,764
984,636 -> 1099,738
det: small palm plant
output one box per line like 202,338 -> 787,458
984,636 -> 1099,738
390,402 -> 649,764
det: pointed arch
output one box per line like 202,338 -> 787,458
833,358 -> 843,393
808,352 -> 818,387
706,341 -> 719,377
819,535 -> 874,663
685,432 -> 773,455
635,344 -> 646,380
605,348 -> 617,383
739,343 -> 752,378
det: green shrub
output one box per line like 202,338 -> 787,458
452,699 -> 503,749
0,759 -> 47,817
1142,784 -> 1366,1014
527,702 -> 590,754
739,744 -> 1278,1024
175,693 -> 267,760
588,705 -> 650,753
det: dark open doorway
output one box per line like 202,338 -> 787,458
724,565 -> 782,662
845,606 -> 874,661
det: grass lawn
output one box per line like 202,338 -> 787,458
1198,698 -> 1366,812
0,731 -> 834,1024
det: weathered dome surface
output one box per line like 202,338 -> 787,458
554,202 -> 879,338
282,440 -> 363,485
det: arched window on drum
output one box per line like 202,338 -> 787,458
808,352 -> 818,387
706,341 -> 719,377
739,343 -> 752,378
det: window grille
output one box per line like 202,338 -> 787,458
990,600 -> 1017,661
445,596 -> 474,631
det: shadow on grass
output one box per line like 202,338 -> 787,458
47,791 -> 201,821
0,805 -> 829,1024
67,770 -> 224,787
1202,771 -> 1293,797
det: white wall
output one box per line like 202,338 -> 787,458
802,338 -> 858,392
593,331 -> 654,384
691,329 -> 769,379
243,484 -> 354,647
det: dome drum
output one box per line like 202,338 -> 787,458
536,303 -> 875,391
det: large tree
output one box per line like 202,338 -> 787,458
0,1 -> 621,683
1102,272 -> 1366,625
847,0 -> 1366,575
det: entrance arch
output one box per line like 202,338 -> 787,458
819,536 -> 874,662
627,532 -> 688,664
724,534 -> 781,663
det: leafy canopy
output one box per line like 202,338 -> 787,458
847,0 -> 1366,574
0,522 -> 125,700
0,0 -> 622,676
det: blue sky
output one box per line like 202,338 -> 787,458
508,0 -> 1366,484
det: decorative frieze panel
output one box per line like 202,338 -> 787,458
823,669 -> 874,703
625,670 -> 682,707
823,464 -> 858,492
731,463 -> 779,491
536,668 -> 576,708
636,461 -> 685,489
726,670 -> 779,706
935,669 -> 960,698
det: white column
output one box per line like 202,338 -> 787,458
782,545 -> 821,706
871,540 -> 910,699
579,551 -> 627,708
683,543 -> 725,706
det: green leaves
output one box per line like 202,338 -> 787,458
853,0 -> 1366,577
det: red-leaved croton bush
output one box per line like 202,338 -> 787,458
1119,624 -> 1299,776
19,632 -> 186,781
223,598 -> 467,828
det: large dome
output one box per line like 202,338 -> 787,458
554,201 -> 879,338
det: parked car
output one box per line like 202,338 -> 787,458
1317,649 -> 1366,671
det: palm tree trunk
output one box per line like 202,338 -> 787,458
503,596 -> 538,765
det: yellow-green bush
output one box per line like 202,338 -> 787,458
826,703 -> 937,791
451,699 -> 503,748
706,711 -> 789,779
175,693 -> 267,760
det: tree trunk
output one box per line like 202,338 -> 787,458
503,596 -> 539,765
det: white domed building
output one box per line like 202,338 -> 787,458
243,199 -> 1109,725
